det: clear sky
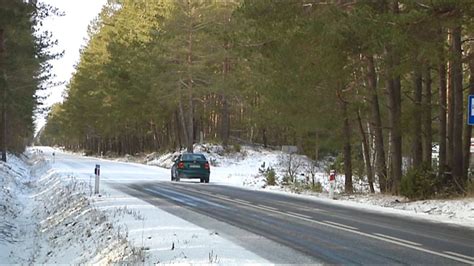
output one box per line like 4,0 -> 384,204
36,0 -> 106,132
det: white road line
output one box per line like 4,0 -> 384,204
232,199 -> 252,204
287,211 -> 312,219
324,220 -> 358,230
307,208 -> 328,213
160,185 -> 473,264
279,202 -> 328,213
373,233 -> 422,246
293,206 -> 326,212
258,205 -> 278,211
444,251 -> 474,261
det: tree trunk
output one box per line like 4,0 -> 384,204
386,0 -> 402,194
386,53 -> 402,194
314,132 -> 320,161
0,28 -> 6,162
412,67 -> 423,168
340,95 -> 353,193
174,111 -> 182,149
221,95 -> 230,148
178,97 -> 189,150
365,55 -> 388,192
221,53 -> 231,148
151,121 -> 159,151
186,18 -> 194,153
262,128 -> 267,148
463,56 -> 474,179
423,66 -> 432,167
357,109 -> 375,193
451,26 -> 464,184
391,75 -> 402,194
438,56 -> 447,177
187,90 -> 194,153
1,86 -> 5,163
447,56 -> 454,169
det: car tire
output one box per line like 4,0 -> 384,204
175,172 -> 180,182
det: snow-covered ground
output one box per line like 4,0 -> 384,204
145,144 -> 474,228
0,148 -> 269,264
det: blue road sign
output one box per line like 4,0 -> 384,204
469,95 -> 474,125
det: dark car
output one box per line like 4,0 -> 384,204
171,153 -> 210,183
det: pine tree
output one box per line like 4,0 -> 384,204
0,0 -> 59,161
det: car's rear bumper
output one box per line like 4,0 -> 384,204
177,169 -> 210,179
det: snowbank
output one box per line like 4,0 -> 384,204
0,153 -> 34,263
0,151 -> 144,264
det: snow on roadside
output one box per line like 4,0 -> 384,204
0,153 -> 36,263
33,171 -> 144,264
0,151 -> 143,264
93,186 -> 270,264
335,194 -> 474,223
146,143 -> 474,228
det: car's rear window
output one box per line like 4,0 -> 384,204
182,154 -> 206,161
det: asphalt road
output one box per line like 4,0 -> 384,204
112,181 -> 474,265
45,148 -> 473,264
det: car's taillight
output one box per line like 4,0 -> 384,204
204,162 -> 210,170
178,162 -> 185,169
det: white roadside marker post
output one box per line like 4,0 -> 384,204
329,169 -> 335,199
94,164 -> 100,195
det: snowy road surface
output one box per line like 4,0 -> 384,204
46,148 -> 473,264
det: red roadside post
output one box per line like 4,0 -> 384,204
329,170 -> 335,199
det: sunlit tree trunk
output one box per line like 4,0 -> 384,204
438,61 -> 447,176
365,55 -> 388,192
463,56 -> 474,179
447,51 -> 454,170
451,26 -> 464,184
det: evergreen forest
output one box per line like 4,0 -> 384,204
39,0 -> 474,196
